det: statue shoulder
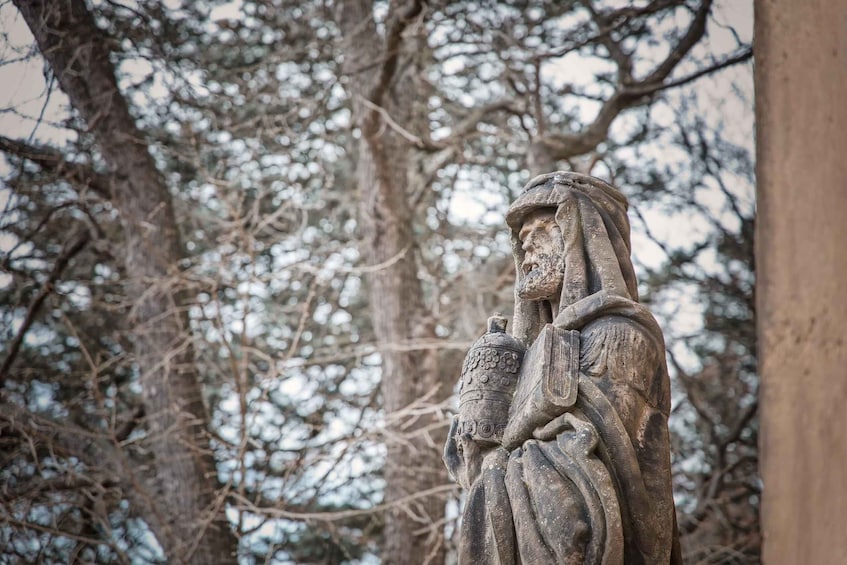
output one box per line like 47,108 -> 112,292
579,314 -> 668,406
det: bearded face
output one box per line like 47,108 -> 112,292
516,210 -> 565,302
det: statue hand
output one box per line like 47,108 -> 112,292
443,415 -> 463,482
443,415 -> 488,490
456,432 -> 485,490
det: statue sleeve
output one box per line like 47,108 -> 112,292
501,324 -> 580,450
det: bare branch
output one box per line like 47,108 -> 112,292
534,0 -> 744,164
369,0 -> 424,107
643,0 -> 714,85
0,135 -> 112,199
0,400 -> 171,544
0,231 -> 90,388
626,47 -> 753,98
358,95 -> 428,148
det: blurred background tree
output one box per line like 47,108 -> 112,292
0,0 -> 756,563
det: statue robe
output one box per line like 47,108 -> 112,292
458,292 -> 679,565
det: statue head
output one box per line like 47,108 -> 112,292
516,208 -> 565,303
506,171 -> 639,344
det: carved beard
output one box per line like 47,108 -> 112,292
517,251 -> 565,302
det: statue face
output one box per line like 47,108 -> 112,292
517,209 -> 565,302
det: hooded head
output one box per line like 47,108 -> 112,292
506,171 -> 639,344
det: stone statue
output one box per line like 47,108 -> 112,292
444,171 -> 681,564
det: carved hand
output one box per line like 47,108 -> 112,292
443,415 -> 488,490
443,415 -> 463,481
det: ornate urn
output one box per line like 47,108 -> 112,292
458,315 -> 525,446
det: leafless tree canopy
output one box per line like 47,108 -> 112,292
1,0 -> 755,563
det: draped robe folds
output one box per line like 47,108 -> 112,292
453,172 -> 680,565
458,293 -> 678,564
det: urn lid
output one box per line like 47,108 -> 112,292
469,314 -> 524,352
487,314 -> 508,334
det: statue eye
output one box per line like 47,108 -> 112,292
528,230 -> 543,246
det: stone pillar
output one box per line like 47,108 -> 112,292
755,0 -> 847,562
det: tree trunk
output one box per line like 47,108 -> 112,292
13,1 -> 238,562
337,1 -> 449,562
755,0 -> 847,562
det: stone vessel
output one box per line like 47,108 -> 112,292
458,315 -> 525,446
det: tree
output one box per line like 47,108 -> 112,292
0,0 -> 756,562
4,0 -> 236,562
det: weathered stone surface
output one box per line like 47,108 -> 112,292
755,0 -> 847,561
444,171 -> 680,564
